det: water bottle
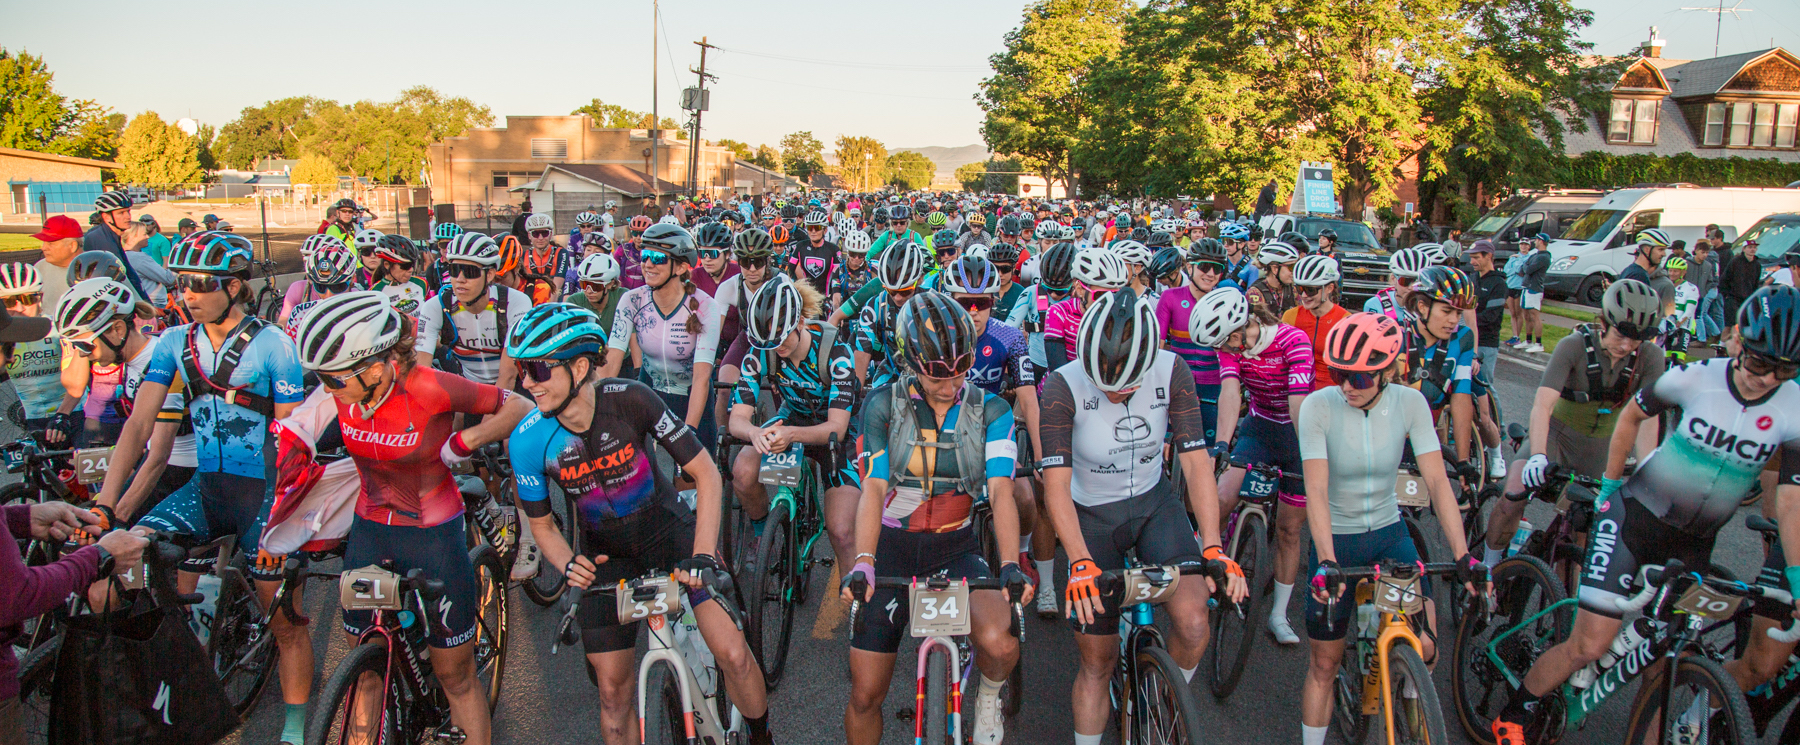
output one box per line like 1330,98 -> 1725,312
1506,521 -> 1534,557
189,573 -> 222,647
1355,603 -> 1378,640
1570,617 -> 1649,688
674,601 -> 719,696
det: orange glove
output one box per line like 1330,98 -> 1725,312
1203,545 -> 1244,580
255,549 -> 284,575
1065,558 -> 1102,609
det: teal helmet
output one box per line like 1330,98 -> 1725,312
433,222 -> 465,241
506,302 -> 606,361
168,230 -> 254,275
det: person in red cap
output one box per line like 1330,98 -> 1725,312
31,215 -> 84,312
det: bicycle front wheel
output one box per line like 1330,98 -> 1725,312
1624,655 -> 1755,745
1207,509 -> 1268,699
640,662 -> 691,745
744,505 -> 796,684
1386,642 -> 1450,745
210,565 -> 276,715
1130,646 -> 1205,744
306,642 -> 397,745
1452,554 -> 1568,745
924,648 -> 954,745
521,497 -> 569,607
469,545 -> 509,715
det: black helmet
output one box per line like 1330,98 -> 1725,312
331,198 -> 359,213
1279,231 -> 1311,254
375,233 -> 417,264
872,206 -> 891,224
1145,231 -> 1175,249
780,204 -> 800,220
1146,246 -> 1186,281
894,291 -> 976,379
696,222 -> 733,249
640,223 -> 698,264
733,227 -> 774,258
998,215 -> 1023,236
68,250 -> 127,285
986,241 -> 1021,266
1189,237 -> 1226,265
931,229 -> 961,255
1038,242 -> 1079,291
1738,285 -> 1800,365
1318,228 -> 1339,242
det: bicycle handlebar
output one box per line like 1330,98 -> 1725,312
847,574 -> 1026,640
552,569 -> 741,654
1610,560 -> 1798,642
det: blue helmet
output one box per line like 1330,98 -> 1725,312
506,302 -> 606,361
1219,222 -> 1250,241
168,231 -> 254,275
433,222 -> 465,241
1739,285 -> 1800,364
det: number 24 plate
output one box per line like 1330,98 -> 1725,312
910,581 -> 972,638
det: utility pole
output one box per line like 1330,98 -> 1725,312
687,37 -> 718,198
651,0 -> 660,203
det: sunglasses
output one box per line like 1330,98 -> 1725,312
1331,367 -> 1382,390
579,280 -> 613,293
955,296 -> 995,312
993,263 -> 1016,274
1740,350 -> 1800,381
914,353 -> 974,380
806,225 -> 826,232
1396,277 -> 1415,288
358,247 -> 376,256
178,274 -> 228,294
698,249 -> 724,260
890,221 -> 910,228
888,287 -> 917,302
1218,329 -> 1248,353
530,230 -> 552,239
3,293 -> 41,308
1296,285 -> 1329,297
516,358 -> 572,384
446,263 -> 487,279
641,249 -> 671,266
739,255 -> 770,269
319,361 -> 380,390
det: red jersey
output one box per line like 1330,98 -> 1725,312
339,365 -> 505,527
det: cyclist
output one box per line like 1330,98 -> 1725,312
1043,247 -> 1128,370
852,241 -> 930,390
868,203 -> 920,261
789,209 -> 839,298
1219,222 -> 1259,288
352,228 -> 384,288
506,302 -> 774,745
1248,240 -> 1301,319
90,230 -> 313,745
1364,247 -> 1429,323
958,212 -> 993,250
1007,242 -> 1077,385
0,264 -> 66,441
1399,266 -> 1486,487
281,234 -> 359,324
1492,284 -> 1800,745
1298,313 -> 1483,745
598,223 -> 723,453
415,232 -> 531,390
282,237 -> 359,339
371,234 -> 429,318
692,222 -> 738,296
570,210 -> 602,253
1481,279 -> 1666,568
522,213 -> 566,303
830,229 -> 874,309
1145,245 -> 1185,301
323,198 -> 362,249
1040,288 -> 1246,745
618,214 -> 653,289
1191,286 -> 1316,644
291,291 -> 533,745
493,233 -> 526,293
1618,229 -> 1669,285
840,291 -> 1030,745
1110,239 -> 1156,298
1283,254 -> 1348,389
715,229 -> 782,410
1155,238 -> 1234,442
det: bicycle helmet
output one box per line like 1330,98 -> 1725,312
431,222 -> 464,243
1410,266 -> 1476,311
574,211 -> 601,227
746,276 -> 805,350
628,215 -> 653,232
1277,232 -> 1310,254
1318,228 -> 1339,243
965,212 -> 986,228
877,241 -> 929,290
292,291 -> 404,372
1635,229 -> 1671,248
301,233 -> 347,261
1189,238 -> 1226,266
983,242 -> 1018,267
944,256 -> 1001,295
443,232 -> 502,267
1187,287 -> 1250,347
353,228 -> 384,252
1257,241 -> 1301,267
577,253 -> 621,284
1414,242 -> 1448,267
1323,312 -> 1404,372
506,302 -> 606,362
54,278 -> 137,344
841,229 -> 873,256
888,204 -> 914,223
1292,254 -> 1340,287
1037,243 -> 1078,291
1076,287 -> 1160,392
373,234 -> 416,265
641,223 -> 697,264
894,291 -> 976,379
1145,231 -> 1175,250
1219,222 -> 1250,241
1387,247 -> 1429,279
926,211 -> 948,230
696,222 -> 733,249
1662,256 -> 1688,273
168,231 -> 253,275
1146,246 -> 1186,281
804,209 -> 831,228
1034,220 -> 1062,241
931,229 -> 962,255
735,228 -> 775,259
93,190 -> 132,212
871,206 -> 891,224
582,230 -> 613,252
998,215 -> 1023,237
305,240 -> 358,286
780,205 -> 800,220
759,206 -> 780,221
1128,227 -> 1152,244
1601,278 -> 1662,340
657,215 -> 679,225
1111,240 -> 1153,268
496,234 -> 524,274
65,251 -> 125,286
0,263 -> 41,296
1738,285 -> 1800,365
768,224 -> 791,246
1073,247 -> 1129,290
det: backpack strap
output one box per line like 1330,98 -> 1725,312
181,316 -> 275,417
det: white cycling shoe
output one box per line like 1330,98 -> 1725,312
1488,450 -> 1508,479
972,688 -> 1005,744
510,523 -> 541,581
1268,615 -> 1300,645
1036,585 -> 1059,619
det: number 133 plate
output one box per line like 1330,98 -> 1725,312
909,580 -> 972,638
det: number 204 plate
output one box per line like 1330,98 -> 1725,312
910,581 -> 972,638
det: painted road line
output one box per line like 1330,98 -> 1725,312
811,564 -> 848,639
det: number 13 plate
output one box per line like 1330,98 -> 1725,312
910,580 -> 972,638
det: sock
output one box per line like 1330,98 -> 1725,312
1483,545 -> 1504,569
1180,665 -> 1196,683
1075,733 -> 1104,745
1500,687 -> 1541,722
1019,532 -> 1031,551
745,712 -> 769,736
751,516 -> 766,538
282,703 -> 306,745
1035,558 -> 1055,585
1488,445 -> 1503,461
978,674 -> 1005,699
1271,582 -> 1295,623
1303,724 -> 1329,745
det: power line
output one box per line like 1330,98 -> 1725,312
713,45 -> 988,73
707,68 -> 972,102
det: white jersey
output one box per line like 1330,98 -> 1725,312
413,285 -> 533,384
1040,350 -> 1209,507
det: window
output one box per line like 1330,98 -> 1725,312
1514,212 -> 1546,240
1719,102 -> 1800,149
1633,100 -> 1658,144
529,138 -> 568,159
1730,102 -> 1753,146
1753,103 -> 1776,147
1607,98 -> 1659,144
1779,104 -> 1799,148
1704,103 -> 1727,146
1608,99 -> 1634,143
493,175 -> 509,188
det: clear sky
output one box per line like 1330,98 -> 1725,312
1,0 -> 1796,153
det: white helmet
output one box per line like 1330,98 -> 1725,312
1256,241 -> 1301,266
1388,247 -> 1429,278
54,278 -> 136,344
1076,288 -> 1160,393
353,228 -> 384,250
578,253 -> 621,283
746,276 -> 805,350
300,234 -> 345,261
1034,221 -> 1062,240
0,263 -> 43,295
1060,224 -> 1082,240
965,244 -> 990,261
841,229 -> 873,256
604,200 -> 618,210
305,241 -> 359,285
1414,242 -> 1448,266
876,241 -> 929,290
1292,254 -> 1340,287
1110,240 -> 1153,267
293,291 -> 404,371
574,211 -> 600,227
525,213 -> 554,232
443,232 -> 502,267
1073,247 -> 1128,290
658,215 -> 679,225
1187,287 -> 1250,347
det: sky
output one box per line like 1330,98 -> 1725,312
1,0 -> 1797,154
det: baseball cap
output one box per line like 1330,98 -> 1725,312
177,218 -> 197,229
31,215 -> 83,242
0,301 -> 52,343
1532,232 -> 1551,242
1467,239 -> 1494,254
203,213 -> 221,223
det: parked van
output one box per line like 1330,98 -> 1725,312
1461,189 -> 1604,261
1543,186 -> 1800,304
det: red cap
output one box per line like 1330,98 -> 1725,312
31,215 -> 83,242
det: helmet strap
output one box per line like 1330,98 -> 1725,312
99,318 -> 132,360
353,361 -> 397,420
547,361 -> 596,421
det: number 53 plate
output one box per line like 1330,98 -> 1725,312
909,580 -> 972,638
618,576 -> 676,621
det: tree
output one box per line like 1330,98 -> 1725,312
716,138 -> 754,159
290,154 -> 338,190
116,112 -> 203,185
984,157 -> 1023,195
300,88 -> 492,184
833,136 -> 888,192
0,48 -> 123,160
750,144 -> 781,170
194,123 -> 217,172
779,131 -> 825,180
884,151 -> 936,191
955,161 -> 987,192
978,0 -> 1135,198
214,97 -> 324,170
571,98 -> 684,137
396,85 -> 492,141
51,101 -> 123,161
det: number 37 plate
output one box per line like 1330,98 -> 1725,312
909,580 -> 972,638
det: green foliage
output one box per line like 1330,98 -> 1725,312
750,144 -> 781,170
194,123 -> 217,173
984,158 -> 1022,194
780,131 -> 825,180
290,154 -> 338,189
214,97 -> 324,170
954,161 -> 987,191
884,151 -> 936,191
834,136 -> 888,192
116,112 -> 203,185
716,138 -> 753,159
571,98 -> 683,138
299,88 -> 490,183
1549,152 -> 1800,189
0,48 -> 123,161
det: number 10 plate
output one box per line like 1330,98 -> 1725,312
910,580 -> 972,638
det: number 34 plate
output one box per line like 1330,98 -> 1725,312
910,580 -> 972,638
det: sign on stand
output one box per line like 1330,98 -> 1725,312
1293,161 -> 1337,216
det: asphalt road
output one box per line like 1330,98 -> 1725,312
215,354 -> 1786,745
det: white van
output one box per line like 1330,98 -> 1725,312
1543,186 -> 1800,304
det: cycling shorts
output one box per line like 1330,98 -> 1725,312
136,471 -> 279,580
1305,521 -> 1423,641
1578,495 -> 1719,618
851,525 -> 991,654
575,502 -> 710,654
1196,382 -> 1220,445
1230,414 -> 1306,506
1071,477 -> 1205,636
341,515 -> 480,648
719,334 -> 751,371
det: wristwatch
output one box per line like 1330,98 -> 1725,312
92,545 -> 116,577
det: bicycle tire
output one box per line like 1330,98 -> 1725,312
640,662 -> 691,745
1451,554 -> 1568,745
521,499 -> 570,607
1334,633 -> 1374,745
924,647 -> 954,745
1130,645 -> 1205,744
1207,509 -> 1268,699
1624,654 -> 1755,745
744,505 -> 796,684
1387,642 -> 1450,745
469,544 -> 509,715
209,564 -> 276,716
306,641 -> 397,745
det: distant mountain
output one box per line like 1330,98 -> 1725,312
894,144 -> 990,173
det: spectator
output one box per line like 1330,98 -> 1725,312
1502,242 -> 1526,346
30,216 -> 83,312
1689,239 -> 1722,342
1517,233 -> 1552,353
322,199 -> 359,246
175,217 -> 199,240
118,227 -> 178,307
1253,178 -> 1277,219
1719,237 -> 1762,337
511,197 -> 534,241
201,213 -> 221,231
136,215 -> 172,267
214,220 -> 234,233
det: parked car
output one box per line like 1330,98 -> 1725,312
1256,214 -> 1389,305
1461,189 -> 1604,262
1731,212 -> 1800,282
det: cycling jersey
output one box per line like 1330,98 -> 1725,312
1402,325 -> 1475,411
868,229 -> 924,262
1362,288 -> 1411,325
861,382 -> 1015,533
1004,284 -> 1058,372
967,319 -> 1033,396
413,285 -> 533,385
142,321 -> 305,478
1539,332 -> 1665,439
1625,357 -> 1800,535
731,323 -> 855,426
614,241 -> 645,289
1042,295 -> 1087,352
788,239 -> 838,298
1283,303 -> 1349,389
373,277 -> 430,318
1154,285 -> 1222,387
510,379 -> 704,525
1297,384 -> 1439,533
992,282 -> 1027,321
6,335 -> 64,422
82,361 -> 126,437
831,262 -> 873,303
606,286 -> 722,395
854,292 -> 907,390
122,339 -> 195,469
331,366 -> 506,528
1217,324 -> 1314,424
1038,351 -> 1208,507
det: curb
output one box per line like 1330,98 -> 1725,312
1497,345 -> 1550,367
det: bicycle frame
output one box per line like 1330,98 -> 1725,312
914,634 -> 966,744
767,460 -> 826,584
1360,599 -> 1431,745
635,608 -> 739,744
343,600 -> 448,739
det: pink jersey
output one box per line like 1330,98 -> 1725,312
1044,295 -> 1086,343
1217,324 -> 1314,424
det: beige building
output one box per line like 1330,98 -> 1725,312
1,147 -> 119,221
427,116 -> 739,211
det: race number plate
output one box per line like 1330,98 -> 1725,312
1673,583 -> 1743,622
617,576 -> 676,621
74,447 -> 114,485
1371,574 -> 1425,616
1121,566 -> 1182,606
759,443 -> 803,487
1241,468 -> 1280,502
1,446 -> 24,473
339,566 -> 403,611
1394,473 -> 1430,508
909,580 -> 972,638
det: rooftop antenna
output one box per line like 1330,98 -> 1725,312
1681,0 -> 1754,58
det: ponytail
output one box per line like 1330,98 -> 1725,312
682,272 -> 704,335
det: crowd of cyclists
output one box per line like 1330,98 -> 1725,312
2,186 -> 1799,745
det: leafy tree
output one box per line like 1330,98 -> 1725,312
884,151 -> 936,191
833,136 -> 888,192
955,161 -> 987,192
116,112 -> 203,185
51,102 -> 123,161
984,158 -> 1023,194
214,97 -> 324,170
779,131 -> 825,180
290,154 -> 338,190
194,123 -> 217,173
750,144 -> 781,170
300,88 -> 491,184
716,138 -> 753,159
396,85 -> 492,141
571,98 -> 684,137
0,48 -> 123,160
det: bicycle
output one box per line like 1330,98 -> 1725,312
1708,513 -> 1800,742
1452,559 -> 1769,745
733,432 -> 837,686
1202,461 -> 1278,699
1101,561 -> 1232,744
848,573 -> 1026,745
249,257 -> 282,320
457,440 -> 561,613
970,489 -> 1027,718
